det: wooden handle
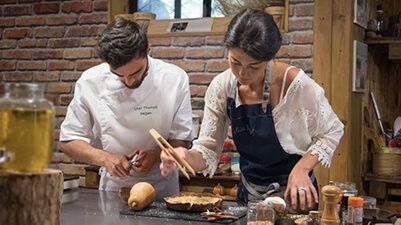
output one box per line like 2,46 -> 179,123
157,136 -> 196,176
149,129 -> 192,179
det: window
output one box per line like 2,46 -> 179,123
129,0 -> 224,19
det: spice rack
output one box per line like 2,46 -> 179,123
179,173 -> 239,201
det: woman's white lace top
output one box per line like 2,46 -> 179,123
191,68 -> 344,177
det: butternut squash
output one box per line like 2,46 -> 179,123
212,183 -> 225,195
128,182 -> 156,210
230,184 -> 238,197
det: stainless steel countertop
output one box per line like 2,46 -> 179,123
60,188 -> 246,225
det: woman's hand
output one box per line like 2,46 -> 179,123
284,165 -> 318,211
159,147 -> 188,177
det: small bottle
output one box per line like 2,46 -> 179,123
339,195 -> 349,225
230,153 -> 240,175
223,138 -> 234,152
376,5 -> 385,36
218,153 -> 231,174
347,197 -> 364,225
306,210 -> 320,225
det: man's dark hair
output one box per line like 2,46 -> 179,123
224,8 -> 282,61
96,18 -> 148,69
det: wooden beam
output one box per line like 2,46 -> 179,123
329,0 -> 353,183
147,17 -> 232,38
352,19 -> 366,195
313,0 -> 333,92
312,0 -> 333,190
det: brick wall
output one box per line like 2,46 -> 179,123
0,0 -> 314,185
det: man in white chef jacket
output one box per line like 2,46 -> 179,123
59,18 -> 193,199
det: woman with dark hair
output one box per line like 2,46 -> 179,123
160,8 -> 344,210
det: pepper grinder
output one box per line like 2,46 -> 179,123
321,185 -> 341,225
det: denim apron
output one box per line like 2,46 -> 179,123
227,63 -> 317,205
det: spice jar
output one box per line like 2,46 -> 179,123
218,153 -> 231,174
0,83 -> 54,172
347,197 -> 364,225
306,210 -> 320,225
247,201 -> 275,225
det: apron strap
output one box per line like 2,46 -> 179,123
241,171 -> 317,201
229,61 -> 272,112
261,61 -> 272,113
241,173 -> 280,200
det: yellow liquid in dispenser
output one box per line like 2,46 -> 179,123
0,108 -> 54,172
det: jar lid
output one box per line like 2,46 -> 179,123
231,156 -> 240,163
220,154 -> 231,162
5,83 -> 44,92
348,197 -> 364,207
309,210 -> 320,219
223,139 -> 234,149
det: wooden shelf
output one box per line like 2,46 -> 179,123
364,173 -> 401,184
364,37 -> 401,59
147,17 -> 232,38
365,37 -> 401,44
179,173 -> 239,198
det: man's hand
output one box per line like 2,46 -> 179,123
131,149 -> 161,173
103,152 -> 131,177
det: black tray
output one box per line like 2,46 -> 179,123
120,201 -> 247,224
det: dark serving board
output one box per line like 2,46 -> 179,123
120,201 -> 247,224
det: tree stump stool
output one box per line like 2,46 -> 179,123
0,169 -> 63,225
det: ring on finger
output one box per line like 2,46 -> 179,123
297,187 -> 307,192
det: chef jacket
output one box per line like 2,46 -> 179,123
60,56 -> 193,198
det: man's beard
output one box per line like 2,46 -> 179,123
124,72 -> 147,89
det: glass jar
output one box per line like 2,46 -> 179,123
347,197 -> 364,225
306,210 -> 320,225
247,202 -> 275,225
0,83 -> 54,172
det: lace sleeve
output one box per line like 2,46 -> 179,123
307,86 -> 344,167
191,75 -> 229,176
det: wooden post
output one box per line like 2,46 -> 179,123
313,0 -> 334,195
0,169 -> 63,225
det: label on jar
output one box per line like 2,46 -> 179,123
347,206 -> 363,224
